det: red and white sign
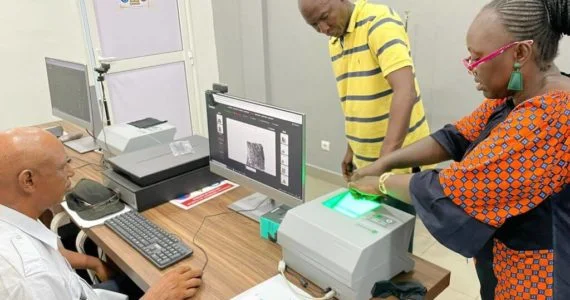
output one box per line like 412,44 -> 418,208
170,180 -> 239,210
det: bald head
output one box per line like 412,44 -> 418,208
298,0 -> 353,37
0,127 -> 73,218
298,0 -> 326,19
0,127 -> 62,184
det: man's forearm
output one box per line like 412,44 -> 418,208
59,247 -> 101,270
384,136 -> 451,170
380,90 -> 415,156
384,174 -> 413,204
364,136 -> 451,176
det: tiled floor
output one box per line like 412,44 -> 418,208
306,175 -> 480,300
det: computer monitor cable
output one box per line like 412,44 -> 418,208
191,197 -> 270,273
277,260 -> 336,300
192,193 -> 335,299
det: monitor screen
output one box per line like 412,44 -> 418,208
45,57 -> 92,129
207,92 -> 305,205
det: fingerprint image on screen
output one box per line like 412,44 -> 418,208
246,142 -> 265,171
227,118 -> 276,176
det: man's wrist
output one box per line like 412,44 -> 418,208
86,256 -> 103,271
372,159 -> 390,175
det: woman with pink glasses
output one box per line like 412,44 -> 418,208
349,0 -> 569,299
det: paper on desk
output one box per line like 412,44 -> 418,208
231,274 -> 311,300
61,201 -> 131,229
170,180 -> 239,210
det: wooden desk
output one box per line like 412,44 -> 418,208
43,121 -> 450,299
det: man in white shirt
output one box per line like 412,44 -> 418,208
0,127 -> 202,300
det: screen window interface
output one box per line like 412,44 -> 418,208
207,94 -> 304,200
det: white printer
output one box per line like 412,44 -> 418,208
278,188 -> 415,300
97,122 -> 176,155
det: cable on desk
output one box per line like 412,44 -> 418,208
73,163 -> 95,170
56,123 -> 106,171
69,155 -> 107,172
278,260 -> 336,300
70,156 -> 96,169
191,198 -> 269,273
85,128 -> 96,139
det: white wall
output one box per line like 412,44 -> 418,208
211,0 -> 268,102
0,0 -> 87,130
0,0 -> 220,133
213,0 -> 570,174
2,0 -> 568,167
186,1 -> 220,115
394,0 -> 570,131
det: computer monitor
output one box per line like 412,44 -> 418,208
206,89 -> 306,221
45,57 -> 101,153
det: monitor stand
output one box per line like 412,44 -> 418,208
228,192 -> 279,222
64,136 -> 99,154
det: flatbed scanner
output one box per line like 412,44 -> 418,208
103,135 -> 222,211
278,188 -> 415,300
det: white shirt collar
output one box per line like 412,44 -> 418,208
0,205 -> 59,250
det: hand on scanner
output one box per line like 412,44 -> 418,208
348,176 -> 383,199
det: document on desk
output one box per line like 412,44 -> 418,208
170,180 -> 239,210
231,274 -> 311,300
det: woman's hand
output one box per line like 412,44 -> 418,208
350,168 -> 371,182
348,176 -> 382,196
350,161 -> 389,182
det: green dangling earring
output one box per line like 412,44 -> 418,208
507,62 -> 523,91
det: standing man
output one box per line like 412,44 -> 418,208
298,0 -> 431,180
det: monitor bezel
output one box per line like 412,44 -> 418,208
206,90 -> 306,208
45,57 -> 93,130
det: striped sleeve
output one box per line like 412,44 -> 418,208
367,13 -> 412,76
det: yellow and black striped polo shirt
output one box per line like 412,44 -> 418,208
329,0 -> 430,170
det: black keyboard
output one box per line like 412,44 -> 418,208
105,211 -> 193,269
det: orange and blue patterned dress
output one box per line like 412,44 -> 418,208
409,90 -> 569,299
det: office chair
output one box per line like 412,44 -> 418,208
50,211 -> 101,284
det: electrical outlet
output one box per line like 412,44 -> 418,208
321,140 -> 330,151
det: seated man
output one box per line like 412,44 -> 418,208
0,127 -> 202,300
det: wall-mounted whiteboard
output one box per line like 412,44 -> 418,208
107,62 -> 193,138
93,0 -> 183,60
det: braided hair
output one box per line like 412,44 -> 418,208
485,0 -> 570,70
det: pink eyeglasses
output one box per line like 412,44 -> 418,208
463,40 -> 534,72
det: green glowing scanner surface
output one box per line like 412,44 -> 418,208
323,190 -> 382,218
